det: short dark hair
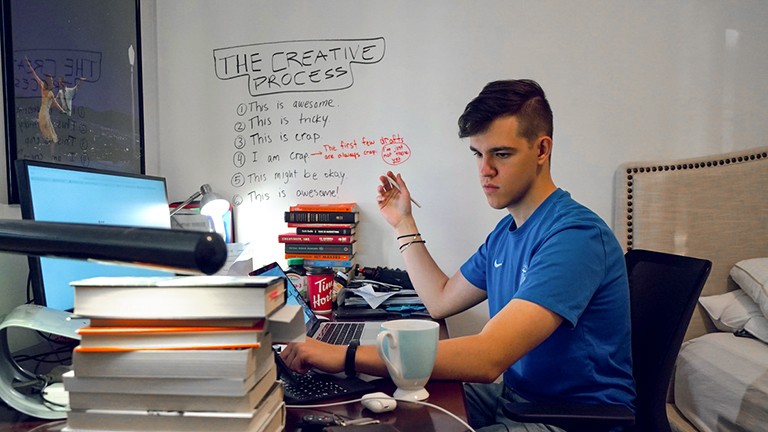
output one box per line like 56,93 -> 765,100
458,79 -> 553,142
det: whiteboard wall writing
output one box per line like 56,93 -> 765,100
154,0 -> 768,286
213,38 -> 386,97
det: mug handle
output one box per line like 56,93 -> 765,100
376,330 -> 403,381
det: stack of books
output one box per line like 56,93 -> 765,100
62,275 -> 288,432
281,202 -> 358,269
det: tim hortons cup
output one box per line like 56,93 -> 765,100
306,267 -> 334,314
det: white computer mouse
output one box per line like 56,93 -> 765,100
361,392 -> 397,413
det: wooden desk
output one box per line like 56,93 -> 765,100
285,378 -> 468,432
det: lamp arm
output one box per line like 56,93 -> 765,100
169,190 -> 203,216
0,220 -> 227,275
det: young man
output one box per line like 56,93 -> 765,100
280,79 -> 636,431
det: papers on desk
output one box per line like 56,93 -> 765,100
346,284 -> 399,309
340,284 -> 424,310
215,243 -> 254,276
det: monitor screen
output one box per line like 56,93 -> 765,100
15,160 -> 173,311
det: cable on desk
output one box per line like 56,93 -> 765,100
286,396 -> 477,432
396,398 -> 475,432
27,419 -> 66,432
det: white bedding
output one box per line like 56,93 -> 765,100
674,332 -> 768,432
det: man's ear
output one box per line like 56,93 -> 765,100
537,136 -> 553,163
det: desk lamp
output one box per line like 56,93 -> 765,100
0,220 -> 227,419
169,184 -> 230,218
170,184 -> 231,239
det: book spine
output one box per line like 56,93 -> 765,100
286,222 -> 355,229
289,203 -> 357,212
296,227 -> 354,235
278,233 -> 354,244
284,211 -> 358,223
285,253 -> 355,261
302,258 -> 356,268
284,243 -> 354,254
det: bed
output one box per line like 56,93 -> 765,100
613,146 -> 768,432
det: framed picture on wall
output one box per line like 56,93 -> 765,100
0,0 -> 145,204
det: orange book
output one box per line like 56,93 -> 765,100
289,202 -> 358,212
75,324 -> 267,352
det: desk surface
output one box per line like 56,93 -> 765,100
285,378 -> 468,432
0,378 -> 467,432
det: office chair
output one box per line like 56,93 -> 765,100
502,249 -> 712,432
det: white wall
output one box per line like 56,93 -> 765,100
3,1 -> 768,337
150,0 -> 768,334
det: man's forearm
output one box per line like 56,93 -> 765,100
391,218 -> 452,317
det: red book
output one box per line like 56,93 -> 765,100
285,253 -> 355,261
289,202 -> 357,212
278,233 -> 355,244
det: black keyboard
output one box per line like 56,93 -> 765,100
317,322 -> 364,345
274,349 -> 375,404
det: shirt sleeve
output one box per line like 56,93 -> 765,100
461,241 -> 488,291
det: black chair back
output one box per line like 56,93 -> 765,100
626,249 -> 711,432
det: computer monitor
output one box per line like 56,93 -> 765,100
15,160 -> 174,311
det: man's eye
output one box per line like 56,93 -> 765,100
495,152 -> 511,158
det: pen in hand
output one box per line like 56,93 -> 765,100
387,177 -> 422,208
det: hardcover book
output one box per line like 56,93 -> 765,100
73,333 -> 273,378
75,324 -> 268,352
302,257 -> 357,269
63,356 -> 275,397
71,275 -> 285,319
86,317 -> 266,328
66,382 -> 285,432
68,360 -> 278,412
284,242 -> 355,254
285,253 -> 356,261
284,211 -> 359,223
289,202 -> 358,212
286,222 -> 356,230
296,226 -> 355,235
277,233 -> 355,244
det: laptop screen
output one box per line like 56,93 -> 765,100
250,262 -> 317,331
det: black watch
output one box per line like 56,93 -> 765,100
345,340 -> 360,378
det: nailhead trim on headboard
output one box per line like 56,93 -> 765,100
621,150 -> 768,250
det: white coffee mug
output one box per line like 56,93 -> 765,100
376,319 -> 439,401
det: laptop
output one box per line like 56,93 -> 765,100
250,262 -> 385,345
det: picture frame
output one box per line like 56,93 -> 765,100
0,0 -> 145,204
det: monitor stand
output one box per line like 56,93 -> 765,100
0,304 -> 87,419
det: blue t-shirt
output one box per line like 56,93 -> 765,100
460,189 -> 636,409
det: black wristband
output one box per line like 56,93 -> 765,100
345,340 -> 359,378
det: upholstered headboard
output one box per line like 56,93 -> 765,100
613,146 -> 768,341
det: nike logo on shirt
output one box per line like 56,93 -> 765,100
494,260 -> 503,268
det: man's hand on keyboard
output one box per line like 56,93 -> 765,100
281,338 -> 346,374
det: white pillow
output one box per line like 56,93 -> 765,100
730,258 -> 768,318
699,289 -> 763,332
744,315 -> 768,344
699,288 -> 768,344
